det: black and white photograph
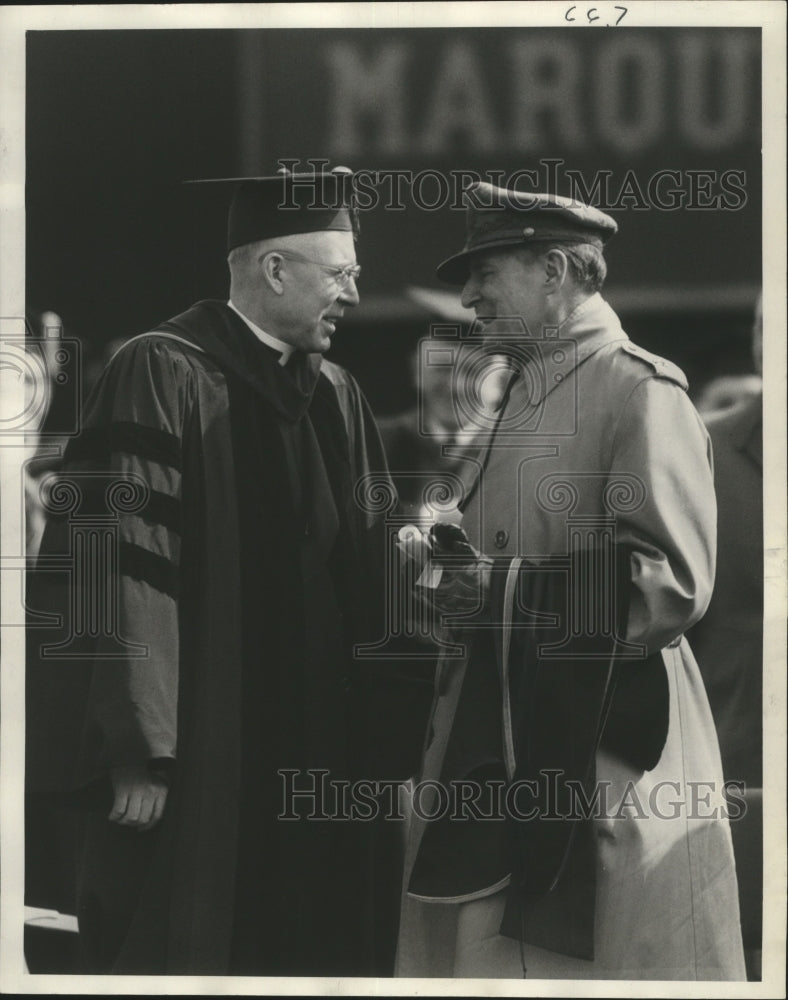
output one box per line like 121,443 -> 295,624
1,3 -> 785,995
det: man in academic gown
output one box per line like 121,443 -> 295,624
26,168 -> 426,976
395,184 -> 746,980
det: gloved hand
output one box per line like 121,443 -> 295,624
398,522 -> 492,635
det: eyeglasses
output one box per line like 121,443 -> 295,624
269,249 -> 361,288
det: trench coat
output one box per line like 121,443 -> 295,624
397,293 -> 746,980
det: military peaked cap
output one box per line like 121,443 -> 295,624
436,182 -> 618,284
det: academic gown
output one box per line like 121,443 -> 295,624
26,300 -> 424,976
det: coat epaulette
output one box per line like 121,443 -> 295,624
620,342 -> 688,391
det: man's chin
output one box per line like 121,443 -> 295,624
471,315 -> 498,334
479,316 -> 529,341
314,319 -> 339,352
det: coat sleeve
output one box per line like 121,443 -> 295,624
89,338 -> 194,775
608,375 -> 717,655
29,337 -> 194,794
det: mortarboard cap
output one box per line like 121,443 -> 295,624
436,182 -> 618,285
189,166 -> 358,253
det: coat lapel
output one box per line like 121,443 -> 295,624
458,296 -> 628,511
457,368 -> 521,512
504,294 -> 628,416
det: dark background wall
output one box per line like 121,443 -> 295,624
26,28 -> 762,413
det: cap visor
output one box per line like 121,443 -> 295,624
435,250 -> 473,285
437,236 -> 556,285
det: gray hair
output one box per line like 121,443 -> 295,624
520,242 -> 607,293
227,241 -> 265,272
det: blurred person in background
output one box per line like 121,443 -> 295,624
694,293 -> 762,417
379,287 -> 509,524
395,183 -> 746,980
689,293 -> 764,980
26,168 -> 424,976
21,309 -> 82,972
695,372 -> 762,416
22,310 -> 68,561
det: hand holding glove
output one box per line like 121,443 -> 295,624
398,521 -> 493,635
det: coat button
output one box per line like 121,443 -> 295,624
494,529 -> 509,549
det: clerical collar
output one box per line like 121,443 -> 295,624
227,300 -> 295,366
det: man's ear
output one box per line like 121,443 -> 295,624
543,249 -> 569,291
260,252 -> 285,295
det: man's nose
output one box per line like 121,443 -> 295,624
339,276 -> 360,307
460,278 -> 479,310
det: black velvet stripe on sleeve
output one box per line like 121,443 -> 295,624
140,490 -> 182,535
119,541 -> 179,599
46,483 -> 181,535
65,422 -> 182,472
